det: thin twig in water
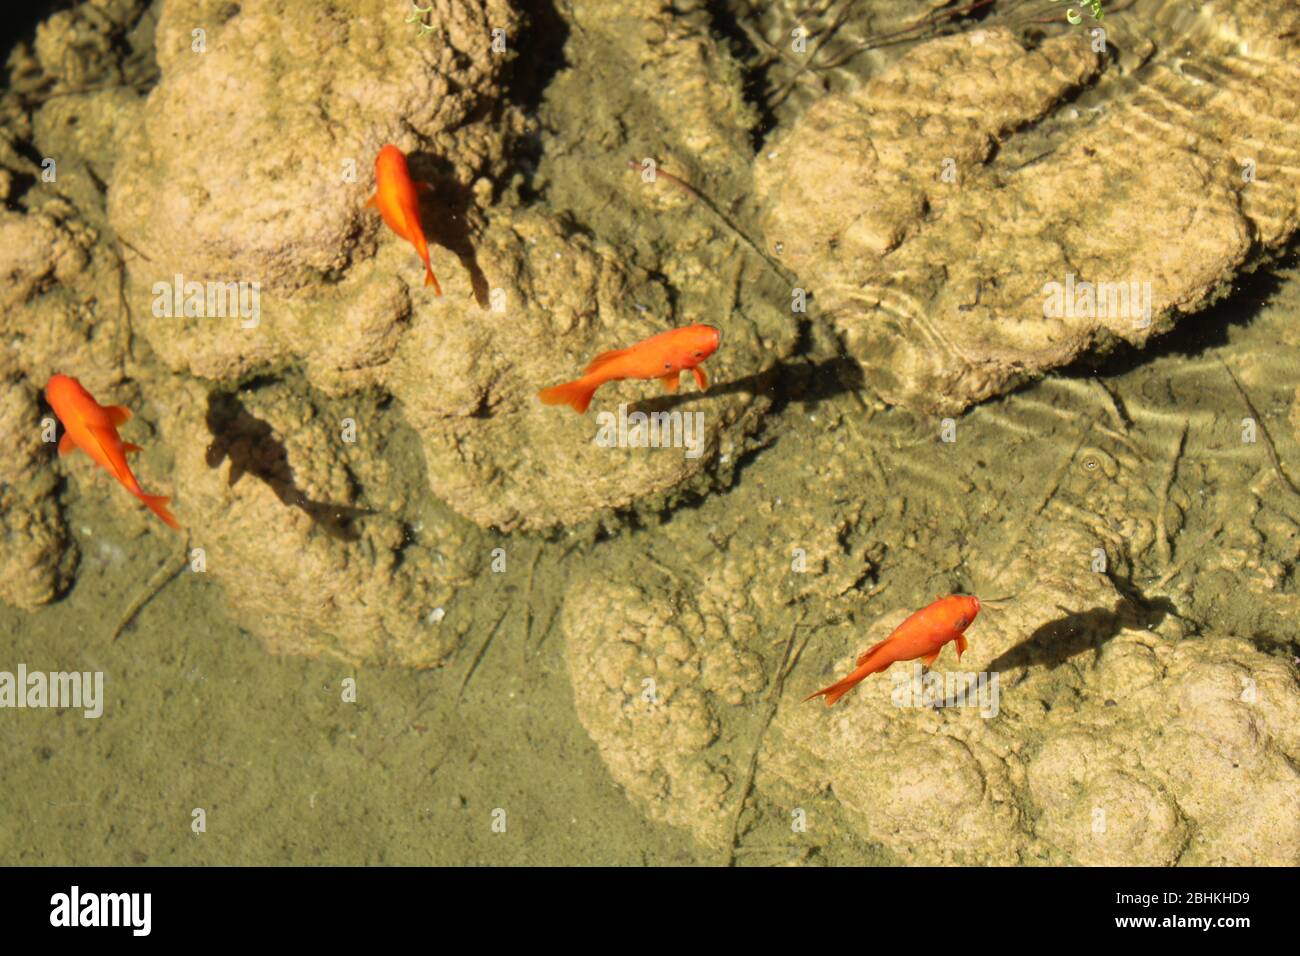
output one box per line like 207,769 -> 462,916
1092,379 -> 1131,431
803,0 -> 1002,77
111,545 -> 190,641
1154,421 -> 1188,570
531,604 -> 562,656
725,615 -> 814,866
642,550 -> 687,583
520,541 -> 543,662
627,158 -> 793,284
1035,425 -> 1091,517
458,609 -> 509,703
1151,519 -> 1223,590
767,0 -> 860,110
1220,357 -> 1300,496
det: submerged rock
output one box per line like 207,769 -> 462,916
765,523 -> 1299,864
756,3 -> 1300,413
154,376 -> 483,667
0,352 -> 74,610
560,377 -> 1300,863
2,0 -> 1295,866
0,195 -> 122,611
107,0 -> 791,532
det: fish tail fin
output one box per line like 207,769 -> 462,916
802,675 -> 862,708
140,494 -> 181,531
538,376 -> 600,414
423,259 -> 442,294
803,658 -> 886,707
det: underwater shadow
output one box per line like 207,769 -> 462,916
986,595 -> 1176,672
402,2 -> 569,300
503,0 -> 570,201
505,0 -> 570,114
630,356 -> 865,415
204,391 -> 371,543
1058,249 -> 1295,379
406,154 -> 490,310
702,0 -> 780,151
0,1 -> 67,69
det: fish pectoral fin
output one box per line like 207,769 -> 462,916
122,443 -> 144,454
415,181 -> 434,194
659,371 -> 681,393
956,634 -> 969,659
106,405 -> 132,426
921,649 -> 941,668
691,366 -> 709,390
57,433 -> 79,457
365,192 -> 379,209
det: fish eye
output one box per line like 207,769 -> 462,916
664,362 -> 671,369
694,351 -> 702,357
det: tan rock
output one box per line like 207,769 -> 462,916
756,4 -> 1300,413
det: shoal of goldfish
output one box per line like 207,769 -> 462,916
46,149 -> 727,531
45,146 -> 988,707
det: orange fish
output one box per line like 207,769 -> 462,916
805,595 -> 981,707
45,374 -> 180,531
366,144 -> 441,293
538,324 -> 721,414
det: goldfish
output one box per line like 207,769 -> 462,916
538,324 -> 721,414
366,144 -> 441,293
804,595 -> 981,707
45,374 -> 180,531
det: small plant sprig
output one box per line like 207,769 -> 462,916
405,0 -> 436,37
1051,0 -> 1104,25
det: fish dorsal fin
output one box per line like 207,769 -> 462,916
856,638 -> 890,667
584,347 -> 630,375
86,424 -> 131,485
106,405 -> 132,426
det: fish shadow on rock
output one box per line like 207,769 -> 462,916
632,356 -> 865,415
204,391 -> 371,543
986,596 -> 1175,672
408,153 -> 490,309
